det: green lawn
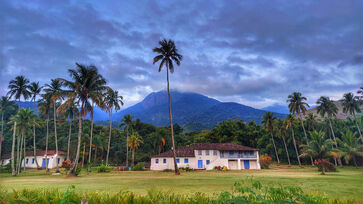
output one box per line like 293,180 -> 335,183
0,165 -> 362,201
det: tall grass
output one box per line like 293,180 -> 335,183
0,179 -> 355,204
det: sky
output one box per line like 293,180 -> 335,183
1,0 -> 362,109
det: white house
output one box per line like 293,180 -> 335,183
1,150 -> 66,169
150,143 -> 260,170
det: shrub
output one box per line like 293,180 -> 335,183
61,160 -> 72,173
75,163 -> 82,176
314,159 -> 336,172
259,154 -> 272,169
97,164 -> 111,173
132,162 -> 145,171
179,166 -> 196,172
214,166 -> 227,171
162,169 -> 173,172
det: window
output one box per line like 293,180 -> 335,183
213,150 -> 218,156
206,150 -> 209,156
57,158 -> 61,164
245,151 -> 249,156
176,158 -> 180,163
155,159 -> 159,164
184,158 -> 189,163
229,151 -> 234,156
163,158 -> 167,164
32,158 -> 35,164
206,160 -> 210,165
198,150 -> 202,155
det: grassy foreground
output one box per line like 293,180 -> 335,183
0,165 -> 362,202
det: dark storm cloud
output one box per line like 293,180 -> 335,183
0,0 -> 362,107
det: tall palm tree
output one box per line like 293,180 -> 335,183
62,103 -> 79,161
341,93 -> 362,143
7,76 -> 31,109
10,121 -> 16,176
128,132 -> 143,166
29,82 -> 42,169
301,130 -> 334,175
336,130 -> 363,168
120,114 -> 133,167
0,96 -> 15,160
285,114 -> 301,166
277,119 -> 291,165
287,92 -> 313,165
153,39 -> 183,175
38,95 -> 52,172
57,63 -> 107,176
104,89 -> 123,166
262,112 -> 280,164
306,113 -> 317,131
43,79 -> 63,173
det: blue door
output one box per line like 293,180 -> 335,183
42,158 -> 49,167
198,160 -> 203,168
244,160 -> 250,169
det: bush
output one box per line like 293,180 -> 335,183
97,164 -> 111,173
162,169 -> 173,172
214,166 -> 227,171
314,159 -> 336,172
61,160 -> 72,173
132,162 -> 145,171
179,166 -> 196,172
259,154 -> 272,169
75,163 -> 82,176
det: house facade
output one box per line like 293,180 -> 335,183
151,143 -> 260,170
1,150 -> 66,169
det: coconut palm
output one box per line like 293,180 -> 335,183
104,89 -> 123,166
0,96 -> 15,160
29,82 -> 42,169
43,79 -> 63,173
153,39 -> 183,175
62,103 -> 79,161
262,112 -> 280,164
57,63 -> 107,176
306,113 -> 317,131
341,93 -> 362,142
38,95 -> 52,172
285,114 -> 301,166
316,96 -> 341,166
7,76 -> 31,109
128,132 -> 143,166
336,130 -> 363,168
277,119 -> 291,165
287,92 -> 313,165
120,114 -> 133,167
301,130 -> 334,175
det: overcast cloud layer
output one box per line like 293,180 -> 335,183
1,0 -> 362,108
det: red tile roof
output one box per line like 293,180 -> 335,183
152,143 -> 258,158
1,150 -> 65,159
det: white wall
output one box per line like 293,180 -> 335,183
20,155 -> 65,169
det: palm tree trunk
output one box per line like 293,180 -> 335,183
132,148 -> 135,166
0,111 -> 4,160
69,116 -> 82,176
11,122 -> 16,176
45,116 -> 49,172
23,133 -> 26,171
166,67 -> 179,175
88,106 -> 94,172
53,103 -> 59,173
353,156 -> 358,168
18,133 -> 23,174
290,126 -> 301,166
282,137 -> 291,165
82,143 -> 85,169
270,132 -> 280,164
353,113 -> 363,143
126,128 -> 129,167
106,110 -> 112,166
321,159 -> 325,175
328,118 -> 342,167
67,120 -> 72,161
94,146 -> 97,161
299,115 -> 314,166
33,124 -> 40,169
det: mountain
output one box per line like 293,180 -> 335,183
113,90 -> 286,131
261,104 -> 290,114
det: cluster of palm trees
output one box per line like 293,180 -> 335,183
263,88 -> 363,168
1,39 -> 182,176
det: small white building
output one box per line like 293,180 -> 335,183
150,143 -> 260,170
1,150 -> 66,169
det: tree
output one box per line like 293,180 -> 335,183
43,79 -> 63,173
287,92 -> 313,166
7,76 -> 31,109
57,63 -> 107,176
316,96 -> 340,166
0,96 -> 15,160
104,89 -> 123,166
277,119 -> 291,165
336,130 -> 363,168
62,103 -> 79,161
153,39 -> 183,175
341,93 -> 362,143
128,132 -> 143,166
306,113 -> 317,131
301,130 -> 334,175
261,112 -> 280,164
285,114 -> 301,166
120,114 -> 133,167
29,82 -> 42,169
38,95 -> 52,172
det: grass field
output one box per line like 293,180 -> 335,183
0,165 -> 362,202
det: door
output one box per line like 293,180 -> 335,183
198,160 -> 203,168
42,158 -> 49,167
244,160 -> 250,169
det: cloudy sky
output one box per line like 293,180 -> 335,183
1,0 -> 362,109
